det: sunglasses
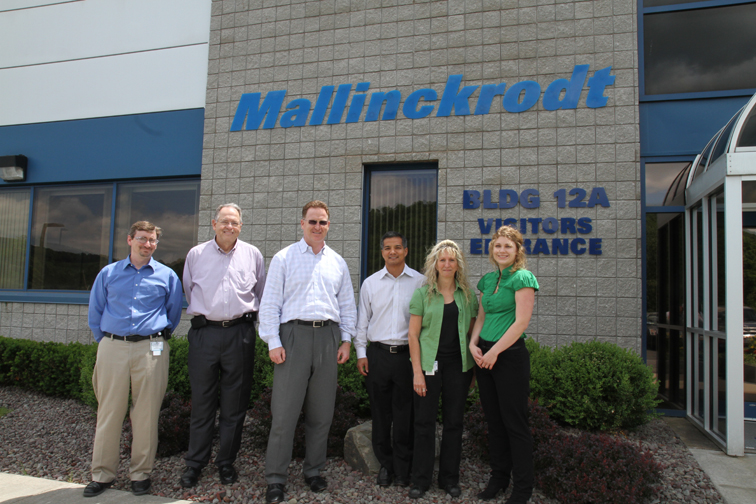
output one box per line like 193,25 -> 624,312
307,220 -> 329,226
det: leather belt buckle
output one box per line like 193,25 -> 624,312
312,320 -> 325,328
389,345 -> 399,353
221,320 -> 232,328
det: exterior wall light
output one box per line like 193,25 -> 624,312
0,155 -> 28,182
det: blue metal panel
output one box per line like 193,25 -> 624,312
640,98 -> 750,157
0,109 -> 204,186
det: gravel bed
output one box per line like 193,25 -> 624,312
0,386 -> 723,503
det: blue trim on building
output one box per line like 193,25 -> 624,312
0,109 -> 204,186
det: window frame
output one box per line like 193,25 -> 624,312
361,163 -> 439,283
0,177 -> 199,304
639,0 -> 756,101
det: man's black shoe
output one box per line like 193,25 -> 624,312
408,485 -> 426,499
131,479 -> 151,496
304,475 -> 328,492
445,483 -> 461,498
83,480 -> 112,498
180,466 -> 201,488
477,479 -> 508,500
218,465 -> 238,485
265,483 -> 285,503
376,467 -> 393,486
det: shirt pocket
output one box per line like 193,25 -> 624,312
229,268 -> 256,292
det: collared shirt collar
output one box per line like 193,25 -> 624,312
214,237 -> 238,255
297,237 -> 327,256
124,255 -> 157,271
378,263 -> 415,280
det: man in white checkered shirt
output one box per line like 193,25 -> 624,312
258,200 -> 357,503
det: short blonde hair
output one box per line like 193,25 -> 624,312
302,200 -> 330,219
422,240 -> 474,302
488,225 -> 527,273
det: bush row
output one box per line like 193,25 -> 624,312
0,335 -> 370,415
1,335 -> 659,433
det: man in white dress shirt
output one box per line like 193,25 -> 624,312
259,200 -> 357,503
354,232 -> 424,488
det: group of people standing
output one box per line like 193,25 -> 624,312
84,200 -> 538,504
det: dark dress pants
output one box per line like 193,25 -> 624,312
411,357 -> 473,490
476,338 -> 533,501
185,322 -> 256,469
365,344 -> 414,480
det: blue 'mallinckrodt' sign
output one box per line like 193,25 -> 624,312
230,64 -> 615,131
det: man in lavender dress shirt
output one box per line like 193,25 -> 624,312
259,200 -> 357,503
179,203 -> 266,488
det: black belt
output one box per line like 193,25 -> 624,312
372,342 -> 409,353
293,319 -> 333,327
478,338 -> 525,351
204,312 -> 257,328
106,331 -> 167,342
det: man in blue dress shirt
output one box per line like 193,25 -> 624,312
84,221 -> 183,498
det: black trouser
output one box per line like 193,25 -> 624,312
476,338 -> 533,501
365,344 -> 414,480
185,322 -> 255,469
411,356 -> 473,490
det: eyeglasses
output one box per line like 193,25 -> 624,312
134,236 -> 159,245
217,220 -> 241,227
307,220 -> 328,226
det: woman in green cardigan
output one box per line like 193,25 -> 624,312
407,240 -> 478,499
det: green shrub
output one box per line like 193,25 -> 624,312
78,343 -> 99,408
167,337 -> 191,400
251,336 -> 275,403
532,340 -> 660,431
0,336 -> 93,399
526,338 -> 553,400
337,346 -> 370,418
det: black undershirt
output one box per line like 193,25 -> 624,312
436,300 -> 461,361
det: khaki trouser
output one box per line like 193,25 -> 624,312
90,336 -> 169,482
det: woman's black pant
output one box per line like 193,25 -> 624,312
476,338 -> 533,501
411,357 -> 473,490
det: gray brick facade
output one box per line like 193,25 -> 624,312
200,0 -> 642,351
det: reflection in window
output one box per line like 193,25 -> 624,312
643,4 -> 756,95
0,189 -> 31,289
29,185 -> 112,290
646,212 -> 686,409
715,193 -> 726,332
364,165 -> 437,278
743,185 -> 756,414
645,162 -> 691,206
113,180 -> 200,281
738,112 -> 756,148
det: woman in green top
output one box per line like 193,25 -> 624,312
407,240 -> 478,499
469,226 -> 539,504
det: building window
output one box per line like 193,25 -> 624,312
29,185 -> 112,290
113,179 -> 201,280
642,2 -> 756,96
644,161 -> 692,410
0,188 -> 31,289
362,164 -> 438,280
0,178 -> 199,297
